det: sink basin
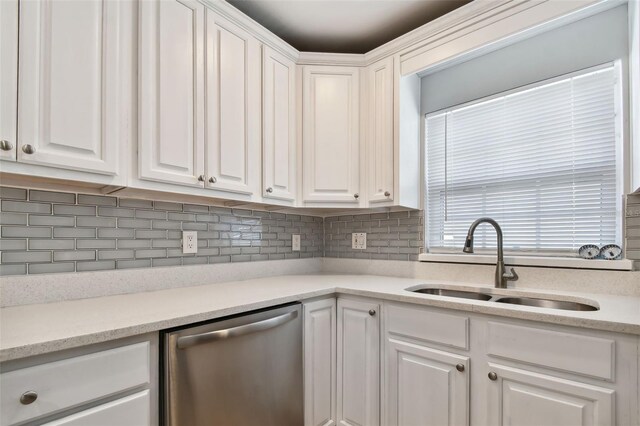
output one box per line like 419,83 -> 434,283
412,288 -> 493,301
495,296 -> 598,311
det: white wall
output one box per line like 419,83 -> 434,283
420,5 -> 629,114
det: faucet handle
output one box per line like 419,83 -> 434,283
504,267 -> 518,282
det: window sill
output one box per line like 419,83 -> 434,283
418,253 -> 634,271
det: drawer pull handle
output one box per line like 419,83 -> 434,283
20,391 -> 38,405
368,309 -> 376,316
456,363 -> 465,372
384,191 -> 390,197
488,371 -> 498,381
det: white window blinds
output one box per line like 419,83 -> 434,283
425,65 -> 620,255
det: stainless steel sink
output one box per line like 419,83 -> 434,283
495,296 -> 598,311
411,288 -> 493,301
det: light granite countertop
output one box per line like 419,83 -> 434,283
2,274 -> 640,362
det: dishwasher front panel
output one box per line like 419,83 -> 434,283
163,304 -> 303,426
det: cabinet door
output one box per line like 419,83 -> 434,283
385,338 -> 469,426
485,363 -> 614,426
0,0 -> 17,162
366,57 -> 394,204
139,0 -> 205,187
337,299 -> 380,426
43,390 -> 150,426
262,46 -> 296,203
205,11 -> 260,196
304,298 -> 337,426
303,66 -> 360,204
17,0 -> 126,175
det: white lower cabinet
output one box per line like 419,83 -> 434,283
485,363 -> 614,426
385,338 -> 469,426
337,298 -> 380,426
42,390 -> 150,426
0,336 -> 156,426
304,298 -> 338,426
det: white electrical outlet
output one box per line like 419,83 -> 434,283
352,232 -> 366,250
182,231 -> 198,254
292,234 -> 301,251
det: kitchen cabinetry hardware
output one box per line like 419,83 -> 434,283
488,371 -> 498,381
266,187 -> 273,193
19,391 -> 38,405
197,175 -> 205,182
0,140 -> 13,151
21,144 -> 35,154
354,193 -> 359,199
176,309 -> 298,349
456,364 -> 465,372
209,176 -> 216,183
368,309 -> 376,316
384,191 -> 390,197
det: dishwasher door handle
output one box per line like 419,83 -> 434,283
176,309 -> 298,349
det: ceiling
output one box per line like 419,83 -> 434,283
225,0 -> 471,54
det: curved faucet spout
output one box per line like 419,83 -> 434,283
462,218 -> 517,288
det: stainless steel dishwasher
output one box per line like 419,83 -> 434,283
162,303 -> 303,426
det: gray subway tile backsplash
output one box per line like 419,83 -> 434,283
1,186 -> 636,276
0,187 -> 324,275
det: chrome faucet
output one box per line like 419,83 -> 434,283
463,218 -> 518,289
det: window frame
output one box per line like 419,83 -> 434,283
421,61 -> 628,261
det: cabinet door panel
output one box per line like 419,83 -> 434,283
303,66 -> 360,204
304,299 -> 337,426
367,57 -> 394,204
205,12 -> 260,195
263,46 -> 296,202
17,0 -> 125,174
337,299 -> 379,426
385,338 -> 469,426
139,0 -> 204,186
0,0 -> 17,162
486,363 -> 614,426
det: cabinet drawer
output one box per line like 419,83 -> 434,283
42,390 -> 150,426
487,322 -> 615,380
385,303 -> 469,350
1,342 -> 150,425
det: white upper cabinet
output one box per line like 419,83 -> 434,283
262,46 -> 296,204
17,0 -> 127,176
205,11 -> 261,196
302,65 -> 361,205
366,57 -> 394,205
0,0 -> 17,162
138,0 -> 205,187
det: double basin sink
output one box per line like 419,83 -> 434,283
410,287 -> 599,311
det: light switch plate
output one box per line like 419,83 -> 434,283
352,233 -> 366,250
182,231 -> 198,254
292,234 -> 301,251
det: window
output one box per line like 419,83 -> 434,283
424,64 -> 622,256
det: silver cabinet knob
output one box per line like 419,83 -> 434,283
21,144 -> 35,154
20,391 -> 38,405
197,175 -> 205,182
209,176 -> 217,184
0,140 -> 13,151
488,372 -> 498,381
368,309 -> 376,316
354,193 -> 359,199
384,191 -> 391,197
456,364 -> 465,372
266,187 -> 273,193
